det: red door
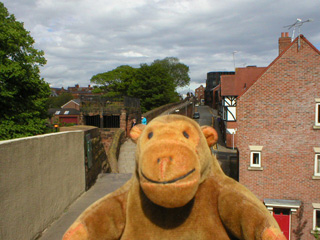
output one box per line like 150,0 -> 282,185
60,116 -> 78,124
273,208 -> 290,239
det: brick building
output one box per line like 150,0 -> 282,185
237,33 -> 320,239
67,84 -> 93,98
204,71 -> 234,108
220,66 -> 266,148
49,99 -> 81,125
195,85 -> 205,103
50,84 -> 94,98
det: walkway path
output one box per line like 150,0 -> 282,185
37,173 -> 132,240
118,139 -> 136,174
117,101 -> 192,174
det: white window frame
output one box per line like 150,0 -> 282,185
249,146 -> 263,168
316,154 -> 320,176
312,203 -> 320,231
250,151 -> 261,167
315,99 -> 320,127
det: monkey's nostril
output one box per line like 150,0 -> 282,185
169,157 -> 173,161
157,158 -> 160,164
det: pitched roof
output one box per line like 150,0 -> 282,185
221,66 -> 266,96
220,75 -> 236,96
238,34 -> 320,99
61,99 -> 80,108
48,108 -> 80,115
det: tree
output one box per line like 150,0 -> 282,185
89,57 -> 189,112
128,63 -> 179,112
151,57 -> 190,88
0,3 -> 50,140
47,92 -> 74,108
90,65 -> 137,96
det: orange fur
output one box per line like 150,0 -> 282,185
63,115 -> 285,240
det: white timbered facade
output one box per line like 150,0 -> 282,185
222,96 -> 237,122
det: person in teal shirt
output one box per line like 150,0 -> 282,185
141,117 -> 147,125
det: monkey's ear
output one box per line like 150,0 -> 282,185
201,126 -> 218,147
130,124 -> 146,143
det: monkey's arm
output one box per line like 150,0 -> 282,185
217,179 -> 286,240
63,180 -> 131,240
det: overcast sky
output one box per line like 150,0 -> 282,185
3,0 -> 320,93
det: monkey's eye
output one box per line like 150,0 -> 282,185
183,131 -> 189,139
148,132 -> 153,139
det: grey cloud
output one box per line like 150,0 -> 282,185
2,0 -> 320,91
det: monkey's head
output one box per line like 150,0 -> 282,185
130,114 -> 218,208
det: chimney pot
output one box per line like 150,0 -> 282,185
279,32 -> 291,55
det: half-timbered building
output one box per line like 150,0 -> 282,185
220,66 -> 266,148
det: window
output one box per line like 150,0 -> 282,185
315,154 -> 320,176
315,99 -> 320,127
64,111 -> 69,115
249,146 -> 263,169
55,111 -> 60,115
316,103 -> 320,126
251,152 -> 261,167
313,204 -> 320,231
314,148 -> 320,178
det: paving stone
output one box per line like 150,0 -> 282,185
118,139 -> 136,174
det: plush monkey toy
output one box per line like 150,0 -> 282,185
63,114 -> 286,240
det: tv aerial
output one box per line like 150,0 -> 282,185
284,18 -> 313,42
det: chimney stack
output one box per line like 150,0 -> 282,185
279,32 -> 291,55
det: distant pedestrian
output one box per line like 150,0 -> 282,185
131,118 -> 137,129
141,117 -> 147,125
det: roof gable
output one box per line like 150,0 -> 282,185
61,99 -> 80,108
221,66 -> 266,96
238,34 -> 320,100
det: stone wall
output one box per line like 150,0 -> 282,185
106,129 -> 126,173
60,125 -> 109,190
143,101 -> 186,122
0,131 -> 86,240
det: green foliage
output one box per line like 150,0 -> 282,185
128,63 -> 179,112
91,65 -> 137,95
90,57 -> 188,113
91,86 -> 103,94
47,92 -> 74,108
151,57 -> 190,88
314,229 -> 320,239
0,2 -> 50,140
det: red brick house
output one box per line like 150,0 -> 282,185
61,99 -> 80,111
220,66 -> 266,148
195,85 -> 205,103
68,84 -> 93,98
51,108 -> 80,125
49,99 -> 81,125
236,33 -> 320,239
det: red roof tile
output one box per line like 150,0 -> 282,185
221,66 -> 266,96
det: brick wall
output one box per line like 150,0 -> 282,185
237,36 -> 320,239
62,101 -> 80,110
226,121 -> 238,148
